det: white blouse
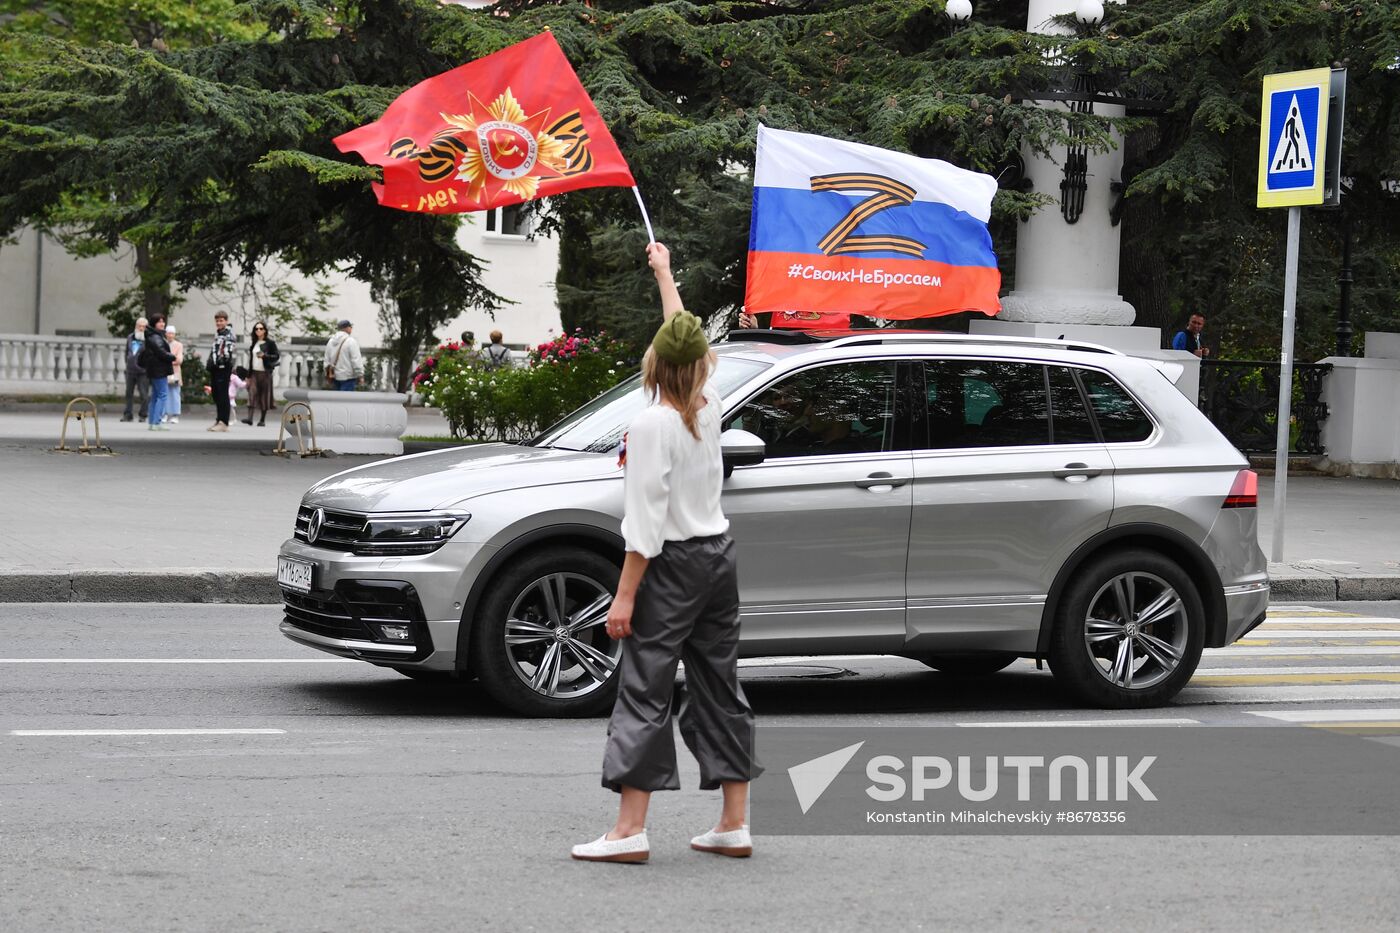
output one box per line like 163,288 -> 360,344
251,340 -> 266,372
620,382 -> 729,558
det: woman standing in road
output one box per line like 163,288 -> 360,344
243,321 -> 280,427
572,243 -> 761,865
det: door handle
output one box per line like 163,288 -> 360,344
1052,462 -> 1103,479
855,472 -> 909,489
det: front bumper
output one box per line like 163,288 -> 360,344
277,537 -> 494,671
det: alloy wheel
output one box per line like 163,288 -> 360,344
1082,571 -> 1188,691
503,572 -> 619,700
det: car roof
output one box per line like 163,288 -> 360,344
715,329 -> 1129,368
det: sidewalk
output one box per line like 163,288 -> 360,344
0,410 -> 1395,601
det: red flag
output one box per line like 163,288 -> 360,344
769,310 -> 853,329
334,32 -> 635,214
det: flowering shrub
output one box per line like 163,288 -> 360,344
410,339 -> 469,393
418,329 -> 635,441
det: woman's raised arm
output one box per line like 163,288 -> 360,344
646,242 -> 684,322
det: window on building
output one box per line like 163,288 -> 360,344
484,204 -> 534,238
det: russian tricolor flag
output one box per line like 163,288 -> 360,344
745,126 -> 1001,322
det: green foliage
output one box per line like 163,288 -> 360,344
419,329 -> 634,440
2,0 -> 1398,370
178,348 -> 211,405
1109,0 -> 1400,358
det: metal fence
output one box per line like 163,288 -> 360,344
1198,359 -> 1332,455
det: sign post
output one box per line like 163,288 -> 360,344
1256,67 -> 1334,564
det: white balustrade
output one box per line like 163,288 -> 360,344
0,333 -> 400,398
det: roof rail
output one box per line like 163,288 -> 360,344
723,328 -> 825,345
821,332 -> 1124,356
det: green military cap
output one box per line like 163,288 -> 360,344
652,310 -> 709,364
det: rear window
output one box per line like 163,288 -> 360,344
1078,369 -> 1154,442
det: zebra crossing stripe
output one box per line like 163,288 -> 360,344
1247,708 -> 1400,722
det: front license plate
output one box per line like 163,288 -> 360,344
277,556 -> 314,594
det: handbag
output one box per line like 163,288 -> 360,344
325,337 -> 346,386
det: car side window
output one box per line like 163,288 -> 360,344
925,360 -> 1049,448
1078,369 -> 1154,442
724,362 -> 900,459
1048,366 -> 1098,445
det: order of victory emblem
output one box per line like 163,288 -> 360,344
388,87 -> 596,206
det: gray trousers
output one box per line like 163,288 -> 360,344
123,371 -> 148,419
602,534 -> 762,793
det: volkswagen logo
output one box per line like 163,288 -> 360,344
307,507 -> 326,545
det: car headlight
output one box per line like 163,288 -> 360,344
353,511 -> 470,556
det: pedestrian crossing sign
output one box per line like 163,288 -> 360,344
1257,68 -> 1331,208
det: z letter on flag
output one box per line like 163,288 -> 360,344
334,32 -> 635,214
745,126 -> 1001,321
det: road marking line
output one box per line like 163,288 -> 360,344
1265,612 -> 1364,619
1194,666 -> 1400,676
8,729 -> 287,736
1192,673 -> 1400,686
1257,618 -> 1400,627
0,659 -> 355,664
1207,646 -> 1400,656
1237,633 -> 1400,638
956,718 -> 1198,728
1255,623 -> 1400,631
1238,631 -> 1400,639
1176,685 -> 1400,703
1247,708 -> 1400,723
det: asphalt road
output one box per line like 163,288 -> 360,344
3,601 -> 1400,931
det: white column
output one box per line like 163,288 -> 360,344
999,0 -> 1134,325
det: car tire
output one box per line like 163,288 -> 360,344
1048,548 -> 1205,709
919,654 -> 1018,676
470,546 -> 621,718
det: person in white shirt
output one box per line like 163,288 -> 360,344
571,243 -> 761,865
324,320 -> 364,390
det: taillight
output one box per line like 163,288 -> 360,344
1223,469 -> 1258,508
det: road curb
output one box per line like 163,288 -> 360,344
0,570 -> 279,603
1,569 -> 1398,604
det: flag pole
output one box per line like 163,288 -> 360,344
631,186 -> 656,243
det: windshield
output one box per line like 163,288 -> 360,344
528,355 -> 771,453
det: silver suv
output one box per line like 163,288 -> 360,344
277,331 -> 1269,716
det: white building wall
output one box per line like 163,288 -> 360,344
0,214 -> 562,350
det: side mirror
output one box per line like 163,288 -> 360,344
721,428 -> 766,477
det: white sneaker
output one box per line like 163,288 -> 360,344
690,825 -> 752,858
570,830 -> 649,863
170,416 -> 179,424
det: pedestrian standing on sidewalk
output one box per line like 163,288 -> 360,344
482,330 -> 515,370
206,311 -> 236,432
142,313 -> 176,432
324,319 -> 364,391
121,317 -> 149,422
242,321 -> 280,426
572,242 -> 762,865
1172,313 -> 1211,358
164,325 -> 184,425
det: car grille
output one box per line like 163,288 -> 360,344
293,506 -> 365,552
282,581 -> 427,645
